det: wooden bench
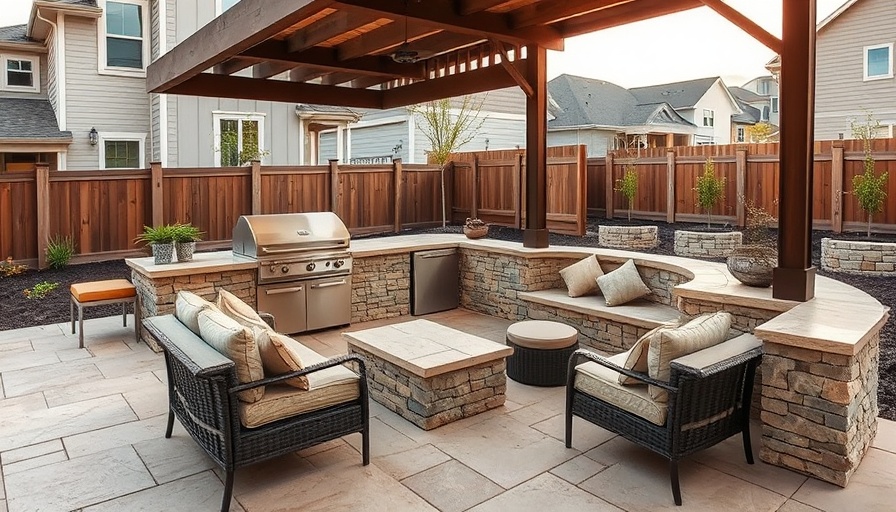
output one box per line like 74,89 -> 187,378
518,288 -> 681,353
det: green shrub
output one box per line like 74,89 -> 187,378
23,281 -> 59,299
171,223 -> 203,243
46,235 -> 75,269
135,224 -> 177,245
851,113 -> 888,237
695,157 -> 726,227
614,165 -> 638,221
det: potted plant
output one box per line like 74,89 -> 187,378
172,223 -> 203,262
726,201 -> 777,287
463,218 -> 489,239
135,225 -> 176,265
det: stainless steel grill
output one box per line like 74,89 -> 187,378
233,213 -> 353,334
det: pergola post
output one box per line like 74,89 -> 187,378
773,0 -> 816,301
523,44 -> 548,248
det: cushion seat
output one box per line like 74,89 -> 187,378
70,279 -> 136,302
574,351 -> 667,426
506,320 -> 578,349
238,338 -> 360,428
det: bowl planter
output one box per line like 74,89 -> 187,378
463,218 -> 489,239
673,229 -> 742,258
598,225 -> 658,249
726,245 -> 776,287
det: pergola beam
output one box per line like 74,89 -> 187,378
699,0 -> 782,53
335,21 -> 441,61
490,39 -> 533,97
381,60 -> 523,108
165,73 -> 384,108
286,11 -> 382,53
241,42 -> 427,78
333,0 -> 564,51
511,0 -> 634,28
147,0 -> 333,93
557,0 -> 703,39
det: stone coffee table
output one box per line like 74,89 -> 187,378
343,319 -> 513,430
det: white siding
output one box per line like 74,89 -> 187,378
548,129 -> 614,157
815,0 -> 896,140
691,80 -> 737,145
350,121 -> 406,161
63,16 -> 150,169
318,131 -> 336,163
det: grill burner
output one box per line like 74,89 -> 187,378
233,213 -> 353,334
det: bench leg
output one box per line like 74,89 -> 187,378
134,296 -> 141,344
670,459 -> 682,506
221,469 -> 235,512
122,301 -> 128,327
78,303 -> 85,349
70,298 -> 75,335
742,420 -> 755,465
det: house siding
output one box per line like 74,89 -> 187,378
548,129 -> 614,157
691,80 -> 737,145
349,121 -> 407,162
170,0 -> 298,167
47,31 -> 58,120
63,16 -> 150,169
815,0 -> 896,139
319,131 -> 337,163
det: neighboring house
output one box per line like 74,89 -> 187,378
0,0 -> 527,171
317,87 -> 527,165
768,0 -> 896,140
629,76 -> 743,146
735,75 -> 779,126
729,97 -> 762,143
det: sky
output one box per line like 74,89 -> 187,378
0,0 -> 845,89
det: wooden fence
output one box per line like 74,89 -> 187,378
448,145 -> 587,235
1,160 -> 444,267
592,139 -> 896,231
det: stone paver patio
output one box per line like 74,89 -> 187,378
1,309 -> 895,512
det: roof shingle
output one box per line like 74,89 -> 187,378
629,77 -> 720,109
0,25 -> 29,43
0,98 -> 73,141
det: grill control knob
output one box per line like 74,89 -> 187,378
269,265 -> 277,274
306,262 -> 316,272
334,260 -> 344,269
281,266 -> 290,274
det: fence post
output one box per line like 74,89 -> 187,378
393,158 -> 403,233
666,149 -> 676,223
251,160 -> 262,215
150,161 -> 164,227
329,159 -> 340,215
831,142 -> 844,233
35,163 -> 50,269
605,152 -> 614,219
735,146 -> 748,227
471,154 -> 479,219
576,145 -> 587,235
513,153 -> 522,228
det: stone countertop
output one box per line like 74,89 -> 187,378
126,250 -> 255,278
343,319 -> 513,378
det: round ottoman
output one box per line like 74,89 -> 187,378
506,320 -> 579,386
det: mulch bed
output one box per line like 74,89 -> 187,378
2,220 -> 894,420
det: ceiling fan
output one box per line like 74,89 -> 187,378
391,0 -> 423,63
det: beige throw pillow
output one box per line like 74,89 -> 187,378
618,321 -> 680,385
596,259 -> 651,306
198,308 -> 265,403
254,328 -> 310,390
175,290 -> 218,335
647,311 -> 732,403
217,289 -> 269,331
559,255 -> 604,297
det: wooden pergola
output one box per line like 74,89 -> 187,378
148,0 -> 818,302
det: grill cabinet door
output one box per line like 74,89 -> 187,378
306,276 -> 352,331
257,282 -> 307,334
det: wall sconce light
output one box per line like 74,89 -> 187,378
484,138 -> 490,151
392,139 -> 403,154
88,127 -> 98,146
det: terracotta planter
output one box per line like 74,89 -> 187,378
727,246 -> 776,287
151,243 -> 175,265
463,226 -> 489,239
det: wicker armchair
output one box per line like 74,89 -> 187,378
143,315 -> 369,512
565,333 -> 762,506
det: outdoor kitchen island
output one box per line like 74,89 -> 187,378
127,233 -> 888,489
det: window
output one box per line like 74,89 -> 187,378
98,132 -> 146,169
736,126 -> 745,143
864,43 -> 893,81
213,112 -> 265,166
1,55 -> 39,92
702,109 -> 714,127
98,0 -> 148,76
770,96 -> 779,114
216,0 -> 241,14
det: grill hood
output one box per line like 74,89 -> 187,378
232,212 -> 350,259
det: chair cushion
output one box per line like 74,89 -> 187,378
618,321 -> 680,385
175,290 -> 218,336
574,352 -> 667,426
647,311 -> 732,403
217,289 -> 269,331
596,259 -> 651,306
506,320 -> 578,350
70,279 -> 136,302
559,255 -> 604,297
198,308 -> 265,403
254,328 -> 310,390
238,341 -> 360,428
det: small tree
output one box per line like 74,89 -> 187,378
694,157 -> 726,228
409,95 -> 486,226
614,163 -> 638,221
747,122 -> 774,143
850,112 -> 888,237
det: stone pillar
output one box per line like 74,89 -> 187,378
759,335 -> 879,486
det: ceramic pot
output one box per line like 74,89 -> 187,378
151,243 -> 175,265
463,226 -> 489,239
727,246 -> 776,287
175,241 -> 196,262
